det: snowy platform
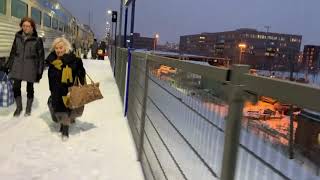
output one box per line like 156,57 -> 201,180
0,59 -> 144,180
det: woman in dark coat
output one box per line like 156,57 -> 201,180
3,17 -> 44,116
46,37 -> 86,140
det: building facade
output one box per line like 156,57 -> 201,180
303,45 -> 320,73
121,33 -> 155,50
180,28 -> 302,70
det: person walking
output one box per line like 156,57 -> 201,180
91,39 -> 98,59
46,37 -> 86,140
2,17 -> 44,116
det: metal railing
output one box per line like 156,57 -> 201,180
110,47 -> 320,180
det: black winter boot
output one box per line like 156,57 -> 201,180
24,98 -> 33,116
59,124 -> 63,133
13,96 -> 23,117
62,125 -> 69,140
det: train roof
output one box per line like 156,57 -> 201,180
37,0 -> 73,23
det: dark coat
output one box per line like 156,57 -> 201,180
91,41 -> 98,54
46,52 -> 86,113
98,42 -> 107,54
7,30 -> 45,82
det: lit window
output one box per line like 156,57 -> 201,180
199,36 -> 206,40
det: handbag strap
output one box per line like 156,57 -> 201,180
1,73 -> 8,82
73,73 -> 94,86
85,73 -> 95,84
73,76 -> 83,87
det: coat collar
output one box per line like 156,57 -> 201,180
15,30 -> 38,40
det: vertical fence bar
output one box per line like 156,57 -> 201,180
114,47 -> 116,74
124,48 -> 133,116
116,48 -> 121,87
221,65 -> 249,180
120,49 -> 128,100
138,56 -> 149,161
289,105 -> 294,159
114,47 -> 118,77
120,49 -> 124,99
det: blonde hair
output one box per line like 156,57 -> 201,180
51,37 -> 73,53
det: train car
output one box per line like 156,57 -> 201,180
0,0 -> 94,59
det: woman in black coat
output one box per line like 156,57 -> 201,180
3,17 -> 45,116
46,37 -> 86,140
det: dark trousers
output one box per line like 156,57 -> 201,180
13,80 -> 34,98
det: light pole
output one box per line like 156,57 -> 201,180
238,43 -> 246,64
130,0 -> 136,48
107,10 -> 113,46
153,33 -> 159,52
123,6 -> 128,47
118,0 -> 124,48
105,21 -> 111,45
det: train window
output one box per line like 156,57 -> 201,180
44,14 -> 51,27
31,7 -> 41,25
0,0 -> 6,15
11,0 -> 27,19
64,25 -> 68,33
52,18 -> 58,30
58,22 -> 63,32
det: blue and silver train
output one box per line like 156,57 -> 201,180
0,0 -> 94,58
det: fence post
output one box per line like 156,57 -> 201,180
221,64 -> 249,180
116,48 -> 122,87
289,105 -> 294,159
138,56 -> 149,161
120,49 -> 128,99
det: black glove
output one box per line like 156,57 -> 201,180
36,73 -> 42,82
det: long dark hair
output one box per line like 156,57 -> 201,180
19,17 -> 37,31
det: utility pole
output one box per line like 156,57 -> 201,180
88,10 -> 91,28
130,0 -> 136,48
264,25 -> 271,33
118,0 -> 124,48
124,6 -> 128,47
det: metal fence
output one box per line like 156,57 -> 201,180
110,47 -> 320,180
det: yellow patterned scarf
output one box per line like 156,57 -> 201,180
51,59 -> 73,83
51,59 -> 73,107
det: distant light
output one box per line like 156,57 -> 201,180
155,33 -> 159,39
107,10 -> 112,15
238,43 -> 247,48
55,4 -> 60,9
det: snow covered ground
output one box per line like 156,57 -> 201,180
0,59 -> 144,180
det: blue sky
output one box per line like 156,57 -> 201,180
59,0 -> 320,46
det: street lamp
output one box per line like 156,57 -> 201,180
238,43 -> 247,64
153,33 -> 159,52
107,10 -> 112,15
